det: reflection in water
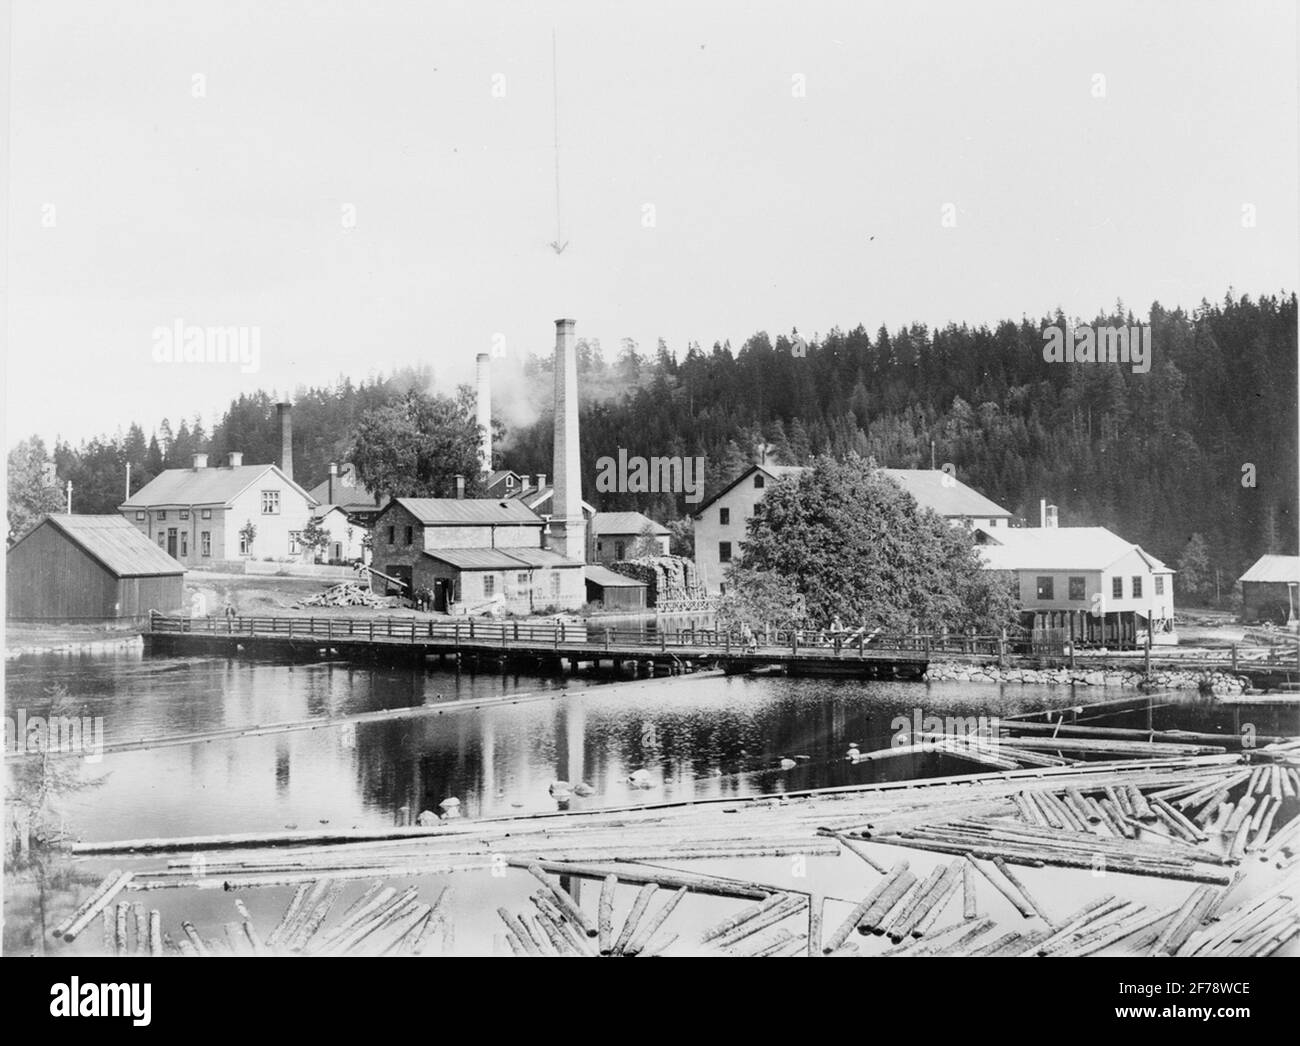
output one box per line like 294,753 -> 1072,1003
6,650 -> 1296,848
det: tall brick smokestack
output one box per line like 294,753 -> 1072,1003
277,402 -> 293,482
475,352 -> 492,474
550,318 -> 585,560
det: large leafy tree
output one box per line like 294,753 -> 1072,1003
349,386 -> 484,500
734,454 -> 1020,633
1176,533 -> 1212,603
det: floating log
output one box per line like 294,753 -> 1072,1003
962,859 -> 977,919
992,856 -> 1053,925
884,866 -> 946,941
823,862 -> 907,953
132,903 -> 148,955
62,871 -> 133,942
912,866 -> 964,938
497,908 -> 539,956
967,856 -> 1034,919
613,883 -> 659,955
833,833 -> 888,874
714,895 -> 806,951
625,887 -> 687,957
857,867 -> 919,937
115,901 -> 130,955
807,894 -> 824,957
598,875 -> 617,955
701,892 -> 790,945
527,863 -> 597,938
508,859 -> 772,900
266,881 -> 313,947
52,870 -> 124,940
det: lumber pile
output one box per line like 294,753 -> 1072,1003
295,583 -> 391,609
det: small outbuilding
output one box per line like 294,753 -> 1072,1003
584,565 -> 649,611
6,514 -> 186,621
1238,555 -> 1300,624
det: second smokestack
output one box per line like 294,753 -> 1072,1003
475,352 -> 492,474
277,402 -> 294,482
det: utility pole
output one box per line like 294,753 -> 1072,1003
65,480 -> 73,514
125,462 -> 131,501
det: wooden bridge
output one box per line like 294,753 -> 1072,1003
145,615 -> 1299,686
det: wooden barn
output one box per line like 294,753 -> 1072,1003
584,565 -> 649,611
6,515 -> 185,621
1239,555 -> 1300,624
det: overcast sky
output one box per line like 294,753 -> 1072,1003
3,0 -> 1297,446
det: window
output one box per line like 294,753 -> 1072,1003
483,575 -> 496,597
1132,576 -> 1143,598
1068,577 -> 1085,601
157,533 -> 166,548
596,542 -> 603,552
157,510 -> 167,520
180,509 -> 190,520
1112,577 -> 1123,598
289,531 -> 302,555
506,475 -> 516,489
1036,576 -> 1054,600
720,507 -> 730,525
404,525 -> 413,546
551,571 -> 561,598
753,474 -> 765,489
387,525 -> 395,545
988,518 -> 999,527
261,491 -> 280,514
1155,575 -> 1165,595
180,533 -> 188,557
201,531 -> 211,557
720,541 -> 733,563
615,540 -> 625,560
517,573 -> 529,586
201,508 -> 212,520
135,511 -> 145,521
239,532 -> 250,555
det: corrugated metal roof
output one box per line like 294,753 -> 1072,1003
391,498 -> 544,526
1239,554 -> 1300,584
879,469 -> 1012,519
422,546 -> 583,570
590,511 -> 669,536
39,515 -> 185,576
976,526 -> 1171,572
122,464 -> 315,508
584,565 -> 648,588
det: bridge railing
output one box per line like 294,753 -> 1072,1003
144,615 -> 1299,668
148,614 -> 1015,654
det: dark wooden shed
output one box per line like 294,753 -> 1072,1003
1239,555 -> 1299,624
584,565 -> 648,612
6,514 -> 186,621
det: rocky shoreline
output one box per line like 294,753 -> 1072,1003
924,659 -> 1250,694
5,635 -> 145,660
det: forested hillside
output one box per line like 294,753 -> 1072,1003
10,292 -> 1294,588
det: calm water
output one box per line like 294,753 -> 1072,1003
6,649 -> 1298,957
7,649 -> 1291,843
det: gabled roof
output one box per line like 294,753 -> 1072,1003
691,462 -> 1012,520
1239,554 -> 1300,584
122,464 -> 316,509
975,526 -> 1172,573
591,511 -> 669,537
509,484 -> 598,517
380,497 -> 544,527
585,565 -> 648,588
306,463 -> 384,512
11,515 -> 184,577
692,463 -> 809,516
879,469 -> 1012,519
485,469 -> 525,494
422,546 -> 582,570
312,504 -> 350,520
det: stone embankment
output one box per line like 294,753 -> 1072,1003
924,660 -> 1249,694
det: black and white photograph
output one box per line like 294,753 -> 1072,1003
2,0 -> 1298,1015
